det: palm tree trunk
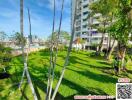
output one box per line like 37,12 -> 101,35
19,0 -> 26,88
28,8 -> 32,44
19,1 -> 38,99
51,1 -> 77,100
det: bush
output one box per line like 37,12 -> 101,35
0,44 -> 12,72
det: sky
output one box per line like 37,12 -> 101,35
0,0 -> 71,39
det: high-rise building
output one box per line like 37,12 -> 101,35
72,0 -> 108,50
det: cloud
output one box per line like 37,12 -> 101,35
0,0 -> 71,38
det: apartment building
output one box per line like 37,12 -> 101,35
72,0 -> 108,50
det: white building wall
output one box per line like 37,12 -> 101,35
72,0 -> 109,49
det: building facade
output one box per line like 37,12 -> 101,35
72,0 -> 108,50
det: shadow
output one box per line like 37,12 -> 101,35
29,72 -> 65,100
97,61 -> 111,66
3,50 -> 118,100
0,73 -> 11,79
62,78 -> 108,95
67,68 -> 117,83
20,82 -> 29,100
127,69 -> 132,74
34,84 -> 41,100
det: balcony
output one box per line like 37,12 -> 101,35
82,0 -> 89,6
92,20 -> 100,25
82,21 -> 88,25
82,14 -> 88,19
81,34 -> 89,38
92,33 -> 102,38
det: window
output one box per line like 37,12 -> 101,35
83,5 -> 88,8
76,15 -> 81,20
83,19 -> 87,22
83,11 -> 88,15
76,21 -> 81,26
83,25 -> 87,28
76,26 -> 81,31
92,38 -> 99,41
76,32 -> 81,36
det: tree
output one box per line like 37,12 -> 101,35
28,8 -> 32,44
12,32 -> 26,46
51,0 -> 77,99
48,31 -> 70,45
115,0 -> 132,69
0,44 -> 12,72
106,0 -> 132,71
0,31 -> 7,43
19,0 -> 38,100
89,0 -> 132,72
89,0 -> 118,55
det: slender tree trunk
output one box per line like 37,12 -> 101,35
118,42 -> 126,73
51,1 -> 77,100
106,34 -> 111,56
28,8 -> 32,44
121,48 -> 126,69
97,33 -> 105,54
106,39 -> 115,60
19,0 -> 26,88
46,0 -> 56,100
97,19 -> 107,55
49,0 -> 65,99
19,1 -> 38,99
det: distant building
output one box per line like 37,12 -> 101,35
72,0 -> 109,50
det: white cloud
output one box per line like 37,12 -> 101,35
0,0 -> 71,38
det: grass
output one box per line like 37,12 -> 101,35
0,50 -> 132,100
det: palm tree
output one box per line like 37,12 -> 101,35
28,8 -> 32,44
19,0 -> 38,100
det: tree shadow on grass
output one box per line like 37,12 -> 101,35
97,61 -> 111,66
20,82 -> 29,100
65,55 -> 114,76
67,68 -> 117,84
29,73 -> 66,100
30,70 -> 110,100
127,69 -> 132,74
39,50 -> 50,57
62,78 -> 108,95
26,62 -> 109,100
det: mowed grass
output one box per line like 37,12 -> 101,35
0,50 -> 132,100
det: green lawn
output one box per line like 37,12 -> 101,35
0,50 -> 132,100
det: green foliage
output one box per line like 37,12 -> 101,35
0,31 -> 7,42
48,30 -> 70,43
108,0 -> 132,46
12,32 -> 27,46
0,44 -> 12,71
1,50 -> 132,99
